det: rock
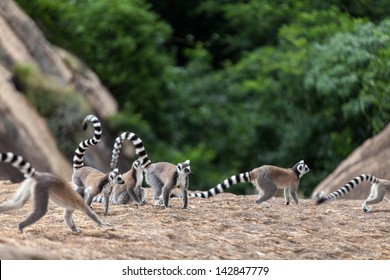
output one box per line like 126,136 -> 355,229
0,65 -> 72,181
0,0 -> 118,117
0,0 -> 123,181
55,48 -> 118,118
0,0 -> 72,84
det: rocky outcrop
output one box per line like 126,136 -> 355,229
0,0 -> 120,181
312,122 -> 390,199
0,66 -> 72,180
0,0 -> 72,83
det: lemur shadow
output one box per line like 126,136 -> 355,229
368,209 -> 390,214
372,209 -> 390,213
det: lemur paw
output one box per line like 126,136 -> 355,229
72,229 -> 82,234
137,201 -> 146,206
362,204 -> 371,213
154,199 -> 164,206
17,224 -> 24,233
99,222 -> 111,227
313,191 -> 325,200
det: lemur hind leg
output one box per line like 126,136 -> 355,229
255,177 -> 277,204
127,186 -> 145,206
83,205 -> 110,227
64,209 -> 81,233
17,185 -> 49,233
362,184 -> 386,212
146,173 -> 164,205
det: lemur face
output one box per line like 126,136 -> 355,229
295,160 -> 310,178
109,168 -> 125,184
177,160 -> 193,176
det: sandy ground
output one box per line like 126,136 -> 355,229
0,180 -> 389,260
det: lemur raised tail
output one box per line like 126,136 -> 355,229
72,115 -> 124,214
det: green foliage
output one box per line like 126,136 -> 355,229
16,0 -> 76,45
305,20 -> 390,137
15,0 -> 390,196
17,0 -> 173,130
359,45 -> 390,133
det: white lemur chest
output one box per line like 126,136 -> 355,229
136,172 -> 143,185
176,174 -> 188,189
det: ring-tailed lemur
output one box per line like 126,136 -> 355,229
110,132 -> 193,209
72,115 -> 124,214
93,159 -> 146,205
0,152 -> 109,233
190,160 -> 310,205
315,174 -> 390,212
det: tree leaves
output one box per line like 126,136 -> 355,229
15,0 -> 390,196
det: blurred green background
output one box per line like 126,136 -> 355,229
15,0 -> 390,196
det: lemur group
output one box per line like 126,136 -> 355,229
0,115 -> 389,233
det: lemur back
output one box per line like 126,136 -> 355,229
190,160 -> 310,205
71,115 -> 124,214
315,174 -> 390,212
0,152 -> 109,233
110,131 -> 193,209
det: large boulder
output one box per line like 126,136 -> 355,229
0,0 -> 122,181
0,66 -> 72,181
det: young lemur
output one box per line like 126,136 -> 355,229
190,160 -> 310,205
315,174 -> 390,212
93,159 -> 146,205
110,132 -> 193,209
72,114 -> 124,214
0,152 -> 109,233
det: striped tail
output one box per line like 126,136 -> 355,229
0,152 -> 36,179
72,114 -> 102,172
316,174 -> 378,204
110,132 -> 151,170
189,172 -> 251,198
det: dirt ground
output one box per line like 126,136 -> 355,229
0,180 -> 389,260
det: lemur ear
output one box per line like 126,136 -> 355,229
184,159 -> 190,165
177,163 -> 183,171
